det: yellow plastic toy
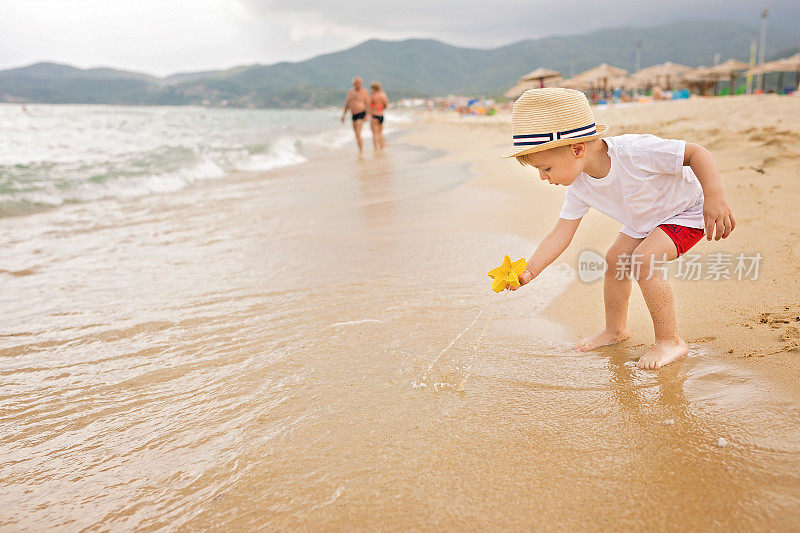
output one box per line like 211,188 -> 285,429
487,255 -> 527,293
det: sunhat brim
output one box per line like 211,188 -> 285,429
500,124 -> 609,158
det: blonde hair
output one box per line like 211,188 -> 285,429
514,146 -> 565,167
514,140 -> 595,166
515,152 -> 538,167
370,81 -> 382,92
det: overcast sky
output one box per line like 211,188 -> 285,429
1,0 -> 798,76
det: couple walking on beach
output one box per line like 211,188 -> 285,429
341,76 -> 389,154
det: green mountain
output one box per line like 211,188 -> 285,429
1,19 -> 798,107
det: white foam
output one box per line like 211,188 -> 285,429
236,136 -> 308,171
301,128 -> 356,150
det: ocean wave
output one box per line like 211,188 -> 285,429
109,158 -> 227,199
0,158 -> 226,216
0,106 -> 364,218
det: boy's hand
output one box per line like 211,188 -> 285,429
508,268 -> 535,291
703,194 -> 735,240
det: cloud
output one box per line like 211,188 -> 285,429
241,0 -> 800,48
0,0 -> 272,75
0,0 -> 797,75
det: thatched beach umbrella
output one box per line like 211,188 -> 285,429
556,77 -> 592,91
504,83 -> 528,99
684,66 -> 718,95
504,78 -> 564,99
709,58 -> 748,75
779,53 -> 800,90
707,59 -> 748,93
575,63 -> 628,93
606,76 -> 643,91
744,59 -> 780,77
780,53 -> 800,70
504,67 -> 563,98
632,62 -> 692,90
745,54 -> 800,91
520,67 -> 562,86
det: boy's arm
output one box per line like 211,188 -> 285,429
511,217 -> 581,290
684,142 -> 735,240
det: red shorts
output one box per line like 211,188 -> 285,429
658,224 -> 704,256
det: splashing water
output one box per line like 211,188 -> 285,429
412,244 -> 536,391
412,291 -> 509,390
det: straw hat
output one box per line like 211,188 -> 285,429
501,88 -> 608,158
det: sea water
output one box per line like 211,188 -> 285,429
0,104 -> 373,216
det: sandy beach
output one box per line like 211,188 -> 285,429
2,98 -> 800,530
4,0 -> 800,527
404,94 -> 800,387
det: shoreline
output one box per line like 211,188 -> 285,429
396,95 -> 800,389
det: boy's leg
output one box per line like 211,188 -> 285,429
631,228 -> 687,369
575,232 -> 643,352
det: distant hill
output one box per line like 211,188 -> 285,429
0,62 -> 169,105
1,19 -> 798,108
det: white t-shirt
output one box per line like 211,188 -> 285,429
558,134 -> 705,238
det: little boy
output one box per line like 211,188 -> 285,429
502,88 -> 735,370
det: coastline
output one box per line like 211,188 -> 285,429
398,95 -> 800,388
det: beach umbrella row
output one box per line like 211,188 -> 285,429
563,60 -> 747,93
625,59 -> 749,93
506,53 -> 800,100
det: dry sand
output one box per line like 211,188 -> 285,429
401,95 -> 800,388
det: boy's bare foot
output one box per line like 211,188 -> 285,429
575,329 -> 630,352
636,339 -> 688,370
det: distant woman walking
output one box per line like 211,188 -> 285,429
369,82 -> 389,151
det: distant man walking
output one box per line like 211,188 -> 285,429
341,77 -> 371,154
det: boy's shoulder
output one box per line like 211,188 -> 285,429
605,133 -> 677,149
604,134 -> 686,175
605,133 -> 685,158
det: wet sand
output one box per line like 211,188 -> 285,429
2,100 -> 800,530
